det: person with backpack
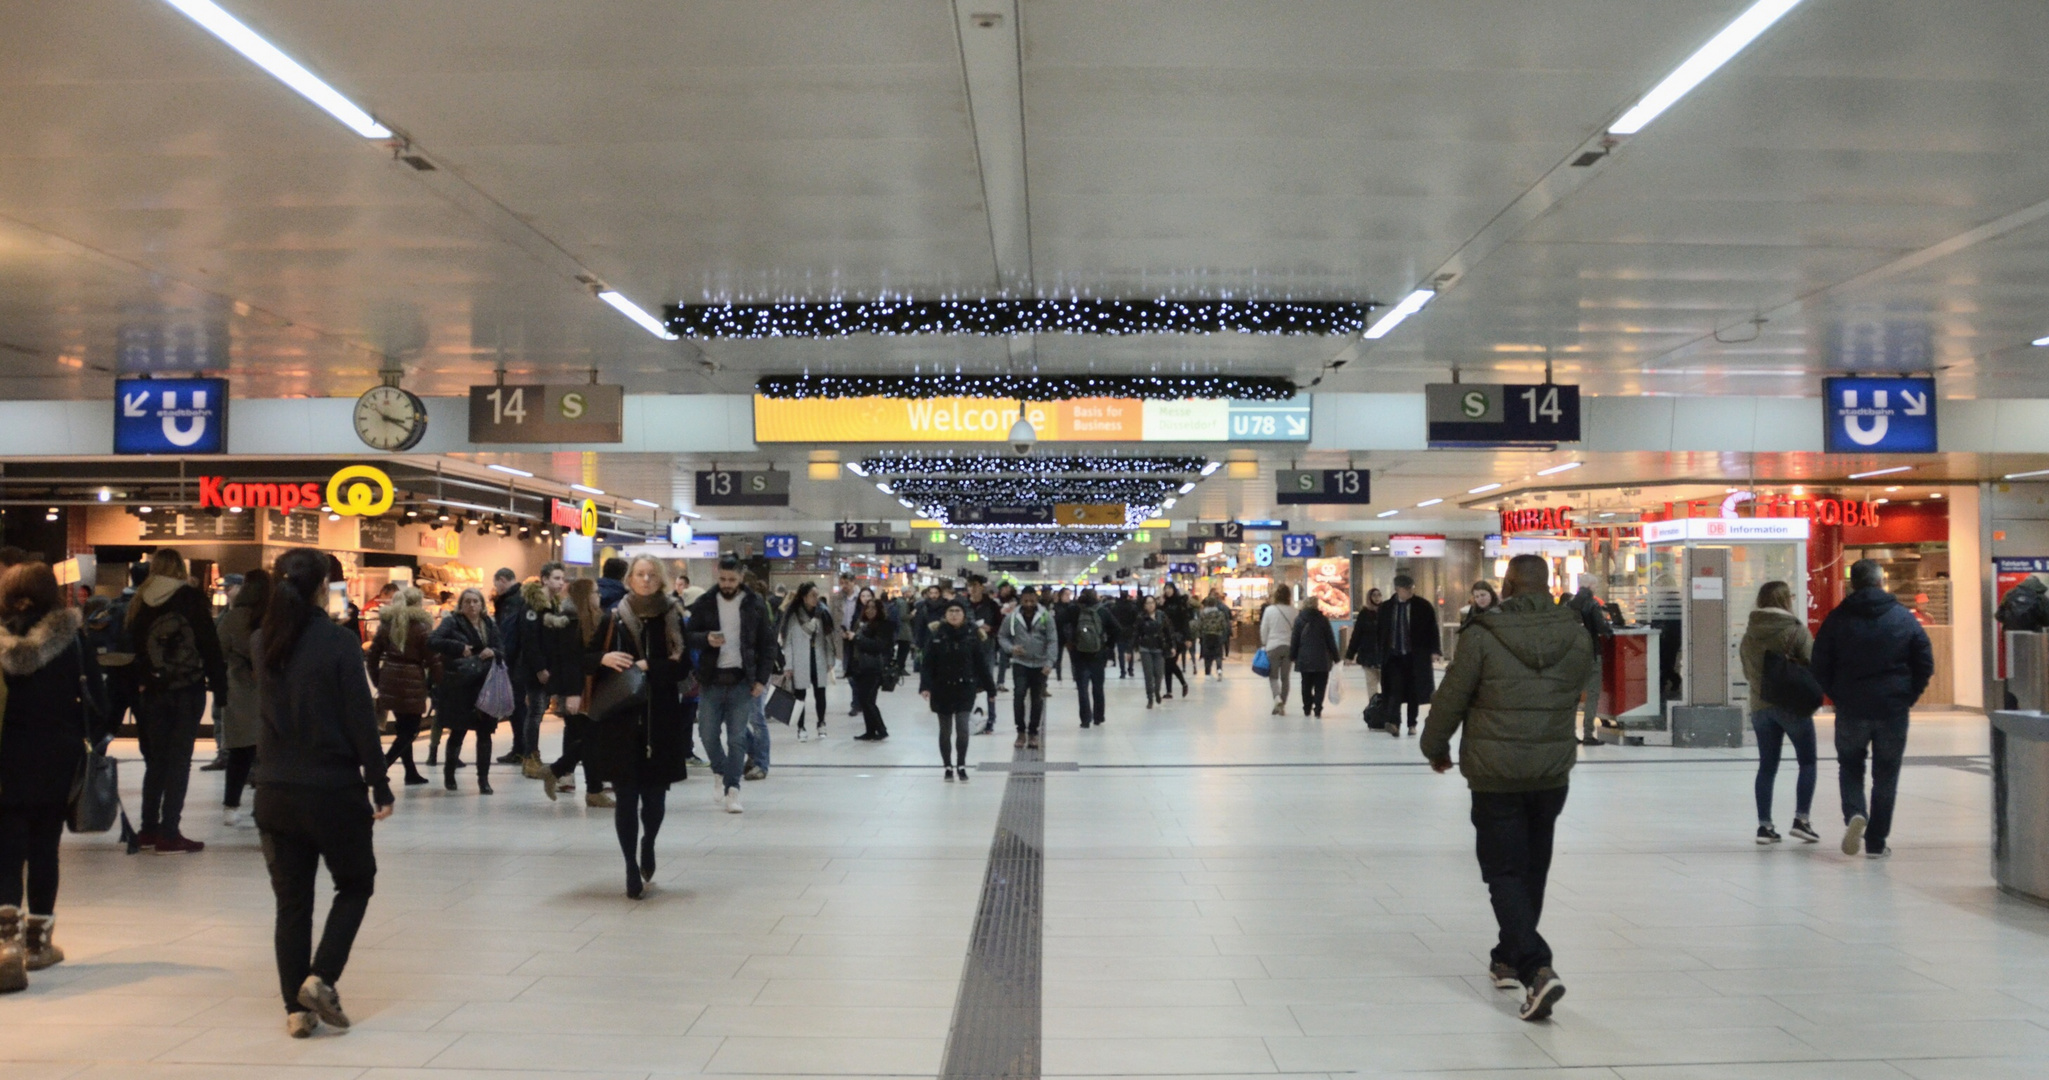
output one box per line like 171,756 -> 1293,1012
0,561 -> 111,995
1197,593 -> 1230,679
1062,589 -> 1115,728
1290,595 -> 1341,718
125,549 -> 228,855
1996,575 -> 2049,708
1564,586 -> 1614,746
1738,580 -> 1819,845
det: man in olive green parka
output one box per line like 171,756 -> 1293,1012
1421,554 -> 1593,1023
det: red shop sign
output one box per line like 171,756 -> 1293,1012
197,477 -> 324,512
551,499 -> 582,529
1501,505 -> 1573,534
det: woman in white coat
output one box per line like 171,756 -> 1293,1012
778,583 -> 840,741
1259,585 -> 1300,716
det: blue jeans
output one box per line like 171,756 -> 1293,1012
699,681 -> 754,793
1751,705 -> 1817,825
1072,652 -> 1108,726
519,686 -> 553,759
745,690 -> 771,774
1836,711 -> 1910,848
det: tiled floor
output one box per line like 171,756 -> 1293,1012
3,663 -> 2044,1079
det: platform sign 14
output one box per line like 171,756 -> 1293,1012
1425,383 -> 1580,447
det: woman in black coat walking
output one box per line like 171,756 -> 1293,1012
428,588 -> 503,794
847,598 -> 894,741
1288,596 -> 1341,717
584,557 -> 691,899
251,548 -> 394,1038
0,562 -> 109,992
1344,588 -> 1384,699
919,600 -> 993,781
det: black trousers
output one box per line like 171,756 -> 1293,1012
223,745 -> 258,808
1012,665 -> 1047,735
443,713 -> 493,782
1201,635 -> 1224,674
0,803 -> 65,914
384,712 -> 424,777
793,684 -> 827,732
1300,670 -> 1329,713
1072,652 -> 1108,726
1472,786 -> 1568,985
256,785 -> 378,1013
850,673 -> 887,738
136,686 -> 206,837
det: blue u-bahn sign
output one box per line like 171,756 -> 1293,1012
1822,376 -> 1936,454
114,377 -> 229,454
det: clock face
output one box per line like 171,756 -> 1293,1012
354,386 -> 428,451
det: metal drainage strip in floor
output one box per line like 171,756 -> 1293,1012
940,749 -> 1050,1080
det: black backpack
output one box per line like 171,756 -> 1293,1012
142,608 -> 207,690
1761,650 -> 1824,717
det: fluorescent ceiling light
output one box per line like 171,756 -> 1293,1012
1467,483 -> 1502,494
1376,509 -> 1400,518
898,499 -> 915,509
677,510 -> 701,519
1873,498 -> 1889,504
487,464 -> 533,477
1200,461 -> 1222,476
800,540 -> 814,547
875,482 -> 893,494
1931,492 -> 1945,499
631,498 -> 660,508
1847,465 -> 1912,479
1536,461 -> 1583,476
1883,487 -> 1901,493
1178,482 -> 1196,494
845,462 -> 868,476
2034,335 -> 2049,347
1608,0 -> 1806,135
2004,469 -> 2049,481
1416,498 -> 1444,508
1361,289 -> 1436,340
162,0 -> 391,137
597,290 -> 679,340
570,483 -> 605,495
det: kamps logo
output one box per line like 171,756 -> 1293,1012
113,376 -> 230,455
1823,376 -> 1936,455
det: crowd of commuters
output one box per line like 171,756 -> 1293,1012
0,540 -> 1953,1037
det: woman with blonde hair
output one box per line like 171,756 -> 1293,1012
586,556 -> 692,898
124,547 -> 226,853
367,586 -> 440,786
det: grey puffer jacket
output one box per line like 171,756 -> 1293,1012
1738,607 -> 1812,712
999,606 -> 1059,670
1421,592 -> 1594,793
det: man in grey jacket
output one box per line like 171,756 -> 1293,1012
999,587 -> 1059,750
1421,555 -> 1594,1023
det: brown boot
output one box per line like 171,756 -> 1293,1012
0,905 -> 25,993
586,790 -> 616,808
23,914 -> 62,971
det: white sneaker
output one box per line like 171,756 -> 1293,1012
1842,813 -> 1868,856
223,807 -> 241,827
796,729 -> 809,743
287,1011 -> 319,1038
713,785 -> 726,807
724,789 -> 743,814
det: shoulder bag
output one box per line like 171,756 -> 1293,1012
584,618 -> 650,723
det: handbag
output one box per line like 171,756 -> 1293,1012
67,743 -> 122,834
584,619 -> 650,723
1252,648 -> 1271,677
476,659 -> 515,719
763,681 -> 798,725
1761,649 -> 1825,717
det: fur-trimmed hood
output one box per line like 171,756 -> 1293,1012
521,579 -> 572,627
615,594 -> 686,662
0,607 -> 83,676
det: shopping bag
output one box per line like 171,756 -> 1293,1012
476,660 -> 516,719
1328,674 -> 1345,705
1251,648 -> 1271,677
763,681 -> 798,726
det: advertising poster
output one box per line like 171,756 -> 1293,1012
1305,557 -> 1351,614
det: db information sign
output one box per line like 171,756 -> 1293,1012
115,377 -> 229,454
1823,376 -> 1936,453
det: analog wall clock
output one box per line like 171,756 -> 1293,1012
354,384 -> 429,451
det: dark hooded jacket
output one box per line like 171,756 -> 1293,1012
0,608 -> 109,807
513,580 -> 582,691
1421,592 -> 1595,793
1738,606 -> 1812,712
1997,576 -> 2049,634
1811,586 -> 1934,721
252,617 -> 390,805
1289,607 -> 1341,674
920,617 -> 993,714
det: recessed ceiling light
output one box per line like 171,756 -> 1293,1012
1536,462 -> 1583,476
2004,469 -> 2049,480
1930,492 -> 1945,499
161,0 -> 392,137
1416,498 -> 1444,508
597,290 -> 679,340
1200,461 -> 1222,476
631,498 -> 660,508
1884,486 -> 1900,493
1848,465 -> 1912,479
2033,335 -> 2049,347
570,484 -> 605,495
1377,510 -> 1400,518
1468,483 -> 1502,494
488,464 -> 534,477
1362,289 -> 1436,340
1608,0 -> 1807,136
846,462 -> 869,476
1873,498 -> 1889,505
1178,482 -> 1196,494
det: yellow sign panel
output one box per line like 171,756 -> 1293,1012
754,396 -> 1149,443
1055,502 -> 1125,526
579,499 -> 600,538
326,465 -> 395,517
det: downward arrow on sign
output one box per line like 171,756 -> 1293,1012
1901,390 -> 1929,416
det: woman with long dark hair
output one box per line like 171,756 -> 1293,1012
0,562 -> 109,993
215,569 -> 270,826
848,598 -> 893,741
920,599 -> 991,781
585,557 -> 691,899
252,548 -> 393,1038
1345,587 -> 1384,699
537,579 -> 611,806
428,587 -> 501,794
1133,595 -> 1167,707
366,587 -> 439,786
778,582 -> 837,742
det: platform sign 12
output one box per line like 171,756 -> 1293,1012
1822,376 -> 1936,454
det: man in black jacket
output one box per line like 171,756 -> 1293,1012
1059,589 -> 1119,729
964,576 -> 1004,732
1811,559 -> 1934,859
511,563 -> 579,780
489,568 -> 529,762
1111,591 -> 1140,678
126,548 -> 228,854
1996,575 -> 2049,709
687,557 -> 775,812
1377,574 -> 1442,736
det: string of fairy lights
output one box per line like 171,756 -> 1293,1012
888,477 -> 1183,506
850,454 -> 1212,477
756,374 -> 1296,401
670,301 -> 1370,341
957,530 -> 1133,558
